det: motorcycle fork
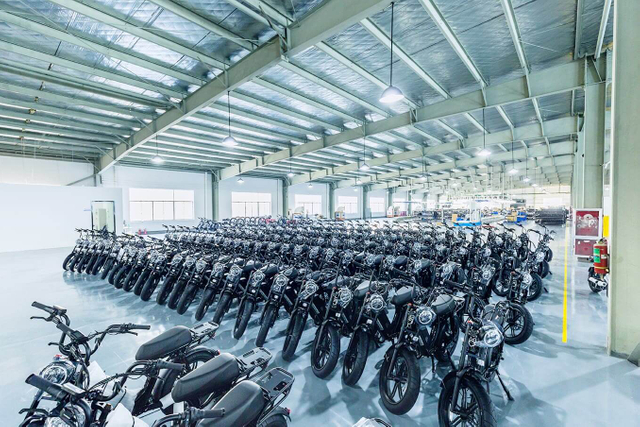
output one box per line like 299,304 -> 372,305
386,308 -> 410,377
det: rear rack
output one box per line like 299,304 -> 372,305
237,347 -> 272,374
256,367 -> 294,423
190,322 -> 219,345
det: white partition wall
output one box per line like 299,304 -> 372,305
218,177 -> 283,220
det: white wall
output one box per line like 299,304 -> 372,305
218,177 -> 283,220
0,156 -> 94,186
367,189 -> 388,218
288,182 -> 329,218
100,165 -> 210,232
0,183 -> 123,253
335,186 -> 362,219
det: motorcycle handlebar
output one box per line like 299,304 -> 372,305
156,361 -> 185,371
32,301 -> 66,316
194,409 -> 226,420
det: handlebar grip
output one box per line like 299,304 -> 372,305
32,301 -> 52,313
25,374 -> 66,400
130,324 -> 151,330
156,361 -> 185,371
195,409 -> 225,420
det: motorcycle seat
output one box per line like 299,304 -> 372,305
135,326 -> 192,361
198,380 -> 266,427
171,353 -> 240,403
243,261 -> 262,272
394,255 -> 408,268
431,294 -> 455,316
391,286 -> 413,306
264,264 -> 279,276
354,281 -> 370,299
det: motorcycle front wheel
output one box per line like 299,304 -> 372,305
176,285 -> 198,315
527,272 -> 543,301
256,304 -> 277,347
379,347 -> 420,415
122,268 -> 139,292
140,273 -> 160,301
113,267 -> 128,289
133,270 -> 150,295
438,374 -> 496,427
503,303 -> 534,345
282,312 -> 306,361
156,275 -> 176,305
195,288 -> 216,321
342,329 -> 369,387
167,278 -> 187,310
212,293 -> 232,325
233,299 -> 255,339
311,324 -> 340,379
62,253 -> 74,271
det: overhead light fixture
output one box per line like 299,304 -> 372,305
477,108 -> 490,157
223,91 -> 238,147
379,2 -> 405,104
532,183 -> 538,187
287,172 -> 295,178
360,163 -> 370,171
237,177 -> 244,184
353,187 -> 358,192
477,149 -> 491,157
523,177 -> 530,182
151,136 -> 164,164
308,183 -> 313,188
509,168 -> 518,175
356,178 -> 363,185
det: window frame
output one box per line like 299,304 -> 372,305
337,195 -> 358,214
129,188 -> 195,222
231,192 -> 273,218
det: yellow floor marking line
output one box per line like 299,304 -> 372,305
562,225 -> 569,343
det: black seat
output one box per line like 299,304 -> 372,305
264,264 -> 279,276
394,255 -> 408,268
135,326 -> 192,361
372,254 -> 384,266
283,268 -> 298,279
243,261 -> 262,272
171,353 -> 240,403
431,294 -> 455,316
354,281 -> 369,299
391,286 -> 413,306
198,381 -> 266,427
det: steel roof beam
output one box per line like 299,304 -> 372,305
98,0 -> 394,172
594,0 -> 612,59
219,60 -> 584,180
0,118 -> 117,143
0,10 -> 205,86
573,0 -> 584,59
0,128 -> 112,148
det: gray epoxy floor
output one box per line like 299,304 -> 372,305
2,224 -> 639,426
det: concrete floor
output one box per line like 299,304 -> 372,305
2,224 -> 639,426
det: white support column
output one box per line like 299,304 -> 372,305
583,57 -> 606,208
609,0 -> 640,360
573,123 -> 586,208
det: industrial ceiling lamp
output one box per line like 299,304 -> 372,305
222,91 -> 238,147
508,140 -> 517,174
151,136 -> 164,164
308,182 -> 313,188
379,2 -> 405,104
523,157 -> 530,182
287,158 -> 294,178
360,136 -> 370,170
477,108 -> 491,157
237,177 -> 244,184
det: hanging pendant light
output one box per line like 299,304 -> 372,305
523,157 -> 530,182
237,177 -> 244,184
356,178 -> 363,185
360,136 -> 370,170
508,140 -> 517,174
379,2 -> 405,104
222,91 -> 238,147
308,182 -> 313,188
151,136 -> 164,164
477,108 -> 491,157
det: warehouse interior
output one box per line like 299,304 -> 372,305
1,0 -> 639,426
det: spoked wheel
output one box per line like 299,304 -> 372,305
62,253 -> 74,271
492,277 -> 509,297
438,374 -> 496,427
342,329 -> 369,386
503,303 -> 533,345
311,324 -> 340,379
379,347 -> 420,415
527,272 -> 543,301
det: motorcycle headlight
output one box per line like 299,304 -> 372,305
338,288 -> 353,307
40,361 -> 74,385
478,322 -> 504,348
536,251 -> 545,263
229,265 -> 241,278
252,270 -> 265,284
300,280 -> 318,299
273,274 -> 288,292
156,254 -> 166,263
184,256 -> 196,267
441,263 -> 454,278
367,294 -> 385,312
521,272 -> 532,288
294,246 -> 303,256
342,251 -> 353,264
171,254 -> 183,265
482,267 -> 494,281
516,239 -> 523,248
195,260 -> 207,272
365,255 -> 375,267
325,248 -> 334,260
416,306 -> 436,326
458,247 -> 468,256
413,260 -> 422,274
483,247 -> 492,258
44,404 -> 87,427
213,263 -> 224,274
495,237 -> 503,246
75,239 -> 82,244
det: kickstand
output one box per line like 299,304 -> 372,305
543,286 -> 549,293
431,356 -> 436,373
497,371 -> 514,401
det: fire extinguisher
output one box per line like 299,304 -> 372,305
593,238 -> 609,275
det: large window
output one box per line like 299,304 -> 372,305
369,197 -> 385,213
295,194 -> 322,215
393,197 -> 406,210
231,192 -> 271,217
337,196 -> 358,214
130,188 -> 194,222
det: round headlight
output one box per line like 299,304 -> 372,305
494,236 -> 503,246
184,256 -> 195,267
338,288 -> 353,307
325,249 -> 335,260
481,267 -> 493,280
516,239 -> 523,248
416,307 -> 436,326
213,263 -> 224,274
413,260 -> 422,274
479,322 -> 504,348
229,265 -> 241,278
195,259 -> 207,272
458,247 -> 468,256
367,294 -> 385,312
536,251 -> 545,262
300,280 -> 318,299
156,254 -> 166,263
252,271 -> 265,284
294,246 -> 303,256
441,263 -> 454,278
44,404 -> 87,427
171,254 -> 183,265
273,274 -> 288,292
483,247 -> 492,258
521,272 -> 532,288
40,362 -> 73,385
365,255 -> 375,266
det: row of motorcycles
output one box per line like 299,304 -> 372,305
21,302 -> 294,426
62,217 -> 555,425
